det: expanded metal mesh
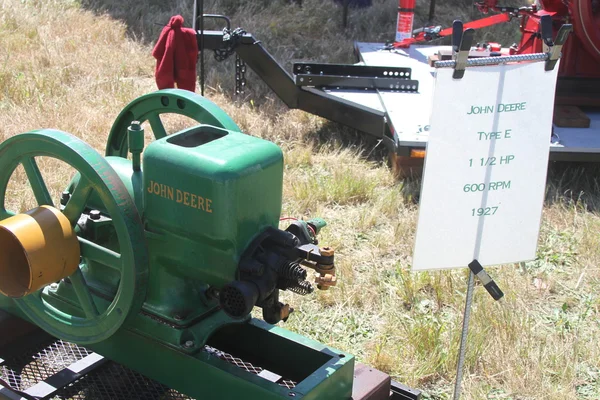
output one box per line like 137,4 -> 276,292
203,345 -> 297,389
0,339 -> 192,399
0,339 -> 88,390
55,363 -> 192,400
0,339 -> 297,399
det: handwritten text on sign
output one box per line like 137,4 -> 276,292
412,61 -> 559,271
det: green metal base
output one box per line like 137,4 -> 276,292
0,301 -> 353,399
94,319 -> 354,400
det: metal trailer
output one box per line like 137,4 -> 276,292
0,312 -> 421,400
192,4 -> 600,165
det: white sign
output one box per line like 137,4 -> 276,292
412,61 -> 559,271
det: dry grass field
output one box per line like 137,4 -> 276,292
1,0 -> 599,399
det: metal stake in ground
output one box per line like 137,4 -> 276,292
452,270 -> 475,400
453,260 -> 504,399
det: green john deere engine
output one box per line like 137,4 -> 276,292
0,90 -> 361,399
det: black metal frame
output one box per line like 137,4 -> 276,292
294,63 -> 419,91
197,29 -> 394,148
391,381 -> 422,400
294,64 -> 413,79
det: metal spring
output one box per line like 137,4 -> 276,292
279,262 -> 307,281
285,280 -> 314,295
434,52 -> 549,69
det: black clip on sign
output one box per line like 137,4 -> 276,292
545,23 -> 573,71
468,260 -> 504,300
452,21 -> 475,80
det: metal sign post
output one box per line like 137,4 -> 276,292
193,0 -> 205,95
453,260 -> 504,400
452,270 -> 474,400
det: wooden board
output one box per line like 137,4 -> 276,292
554,105 -> 591,128
351,363 -> 391,400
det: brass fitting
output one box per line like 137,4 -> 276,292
280,303 -> 293,322
320,246 -> 334,257
315,247 -> 336,290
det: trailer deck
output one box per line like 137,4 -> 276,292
350,42 -> 600,161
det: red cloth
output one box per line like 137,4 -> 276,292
152,15 -> 198,92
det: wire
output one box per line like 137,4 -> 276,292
279,217 -> 317,239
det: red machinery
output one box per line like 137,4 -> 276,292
481,0 -> 600,79
396,0 -> 600,80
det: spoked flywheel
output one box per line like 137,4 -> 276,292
105,89 -> 242,157
0,129 -> 148,344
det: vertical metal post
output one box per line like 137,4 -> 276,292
428,0 -> 436,23
453,270 -> 475,400
199,0 -> 205,95
192,0 -> 199,31
343,0 -> 350,28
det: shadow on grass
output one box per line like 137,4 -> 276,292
307,119 -> 424,202
77,0 -> 304,46
78,0 -> 191,45
308,120 -> 388,162
545,162 -> 600,212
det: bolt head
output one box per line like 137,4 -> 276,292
60,191 -> 71,206
49,283 -> 59,290
184,340 -> 195,348
89,210 -> 101,220
129,121 -> 142,131
319,247 -> 334,257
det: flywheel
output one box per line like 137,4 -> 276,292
106,89 -> 242,157
0,129 -> 148,344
